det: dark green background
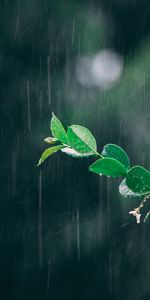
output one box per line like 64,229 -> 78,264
1,1 -> 150,299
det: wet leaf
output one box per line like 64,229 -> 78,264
51,113 -> 68,144
89,157 -> 127,177
37,145 -> 64,166
119,178 -> 141,198
126,166 -> 150,194
61,147 -> 96,158
102,144 -> 130,170
67,125 -> 97,154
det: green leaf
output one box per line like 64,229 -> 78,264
44,137 -> 58,144
51,113 -> 68,144
37,145 -> 64,166
67,125 -> 97,154
61,147 -> 96,158
126,166 -> 150,194
89,157 -> 127,177
102,144 -> 130,170
119,178 -> 141,198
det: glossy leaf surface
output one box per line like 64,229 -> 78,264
119,178 -> 141,198
51,113 -> 68,144
67,125 -> 97,154
126,166 -> 150,194
102,144 -> 130,170
89,157 -> 127,177
37,145 -> 64,166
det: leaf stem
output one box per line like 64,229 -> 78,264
95,152 -> 103,158
144,210 -> 150,223
135,194 -> 150,213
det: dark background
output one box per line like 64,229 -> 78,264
1,0 -> 150,299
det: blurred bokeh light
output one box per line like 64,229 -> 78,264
76,50 -> 123,88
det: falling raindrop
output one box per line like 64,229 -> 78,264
76,208 -> 80,262
27,80 -> 31,131
15,14 -> 19,40
56,36 -> 59,65
38,170 -> 43,268
47,56 -> 51,105
65,42 -> 70,86
47,258 -> 51,297
12,151 -> 16,195
109,249 -> 112,294
39,89 -> 43,119
71,19 -> 76,45
78,34 -> 81,57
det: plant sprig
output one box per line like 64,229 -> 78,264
37,113 -> 150,223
